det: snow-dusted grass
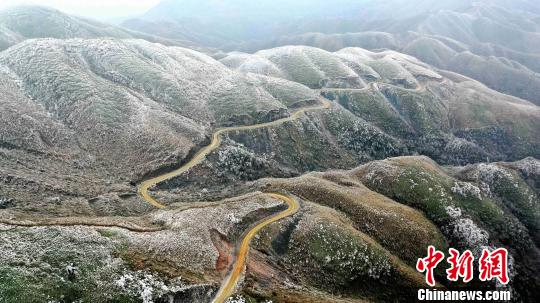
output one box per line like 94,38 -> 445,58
0,192 -> 283,302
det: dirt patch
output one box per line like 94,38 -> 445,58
210,228 -> 233,273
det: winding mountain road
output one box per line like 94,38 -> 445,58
320,81 -> 426,94
138,98 -> 331,209
0,218 -> 163,232
138,80 -> 427,301
138,97 -> 332,302
2,79 -> 424,301
211,193 -> 299,303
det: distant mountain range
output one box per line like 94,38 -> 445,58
123,0 -> 540,105
2,36 -> 538,215
0,3 -> 539,303
0,5 -> 202,52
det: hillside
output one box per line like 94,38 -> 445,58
220,46 -> 540,165
2,156 -> 538,302
0,5 -> 539,301
0,39 -> 319,215
2,41 -> 538,217
122,0 -> 540,105
221,2 -> 540,106
0,5 -> 201,51
122,0 -> 368,46
1,41 -> 538,214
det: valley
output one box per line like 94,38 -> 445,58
0,2 -> 539,303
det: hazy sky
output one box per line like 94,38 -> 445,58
0,0 -> 161,20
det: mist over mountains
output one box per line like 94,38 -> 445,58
123,0 -> 540,105
122,0 -> 540,47
0,5 -> 202,52
0,1 -> 539,303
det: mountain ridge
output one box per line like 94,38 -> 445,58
0,3 -> 539,302
123,0 -> 540,105
0,5 -> 203,52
